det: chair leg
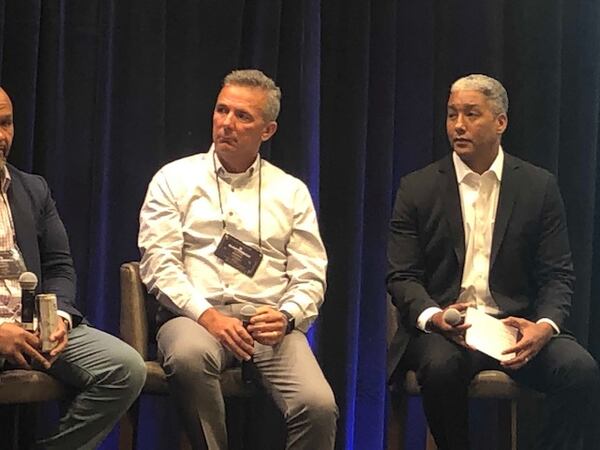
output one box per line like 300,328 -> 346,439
12,404 -> 20,450
119,398 -> 140,450
510,399 -> 517,450
490,398 -> 519,450
425,427 -> 437,450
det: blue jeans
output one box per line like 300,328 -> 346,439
37,324 -> 146,449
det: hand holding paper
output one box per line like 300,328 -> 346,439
500,317 -> 554,370
464,307 -> 518,361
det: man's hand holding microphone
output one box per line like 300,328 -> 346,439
199,303 -> 291,361
428,303 -> 473,349
0,272 -> 65,370
198,304 -> 290,385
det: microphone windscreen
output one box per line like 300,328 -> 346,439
442,308 -> 462,326
18,272 -> 38,291
240,304 -> 257,322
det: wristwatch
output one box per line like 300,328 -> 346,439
281,310 -> 295,335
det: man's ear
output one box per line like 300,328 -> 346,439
261,122 -> 278,142
496,113 -> 508,135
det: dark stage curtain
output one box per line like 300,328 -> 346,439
0,1 -> 599,449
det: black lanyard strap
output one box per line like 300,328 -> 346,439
212,152 -> 262,249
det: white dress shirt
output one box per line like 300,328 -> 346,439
454,148 -> 503,315
417,148 -> 558,333
138,145 -> 327,332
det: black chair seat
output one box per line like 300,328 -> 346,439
0,369 -> 64,404
404,369 -> 528,399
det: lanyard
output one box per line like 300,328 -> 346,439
212,153 -> 262,249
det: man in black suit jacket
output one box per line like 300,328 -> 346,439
0,87 -> 146,449
387,74 -> 600,450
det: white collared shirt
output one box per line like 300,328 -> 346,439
454,147 -> 503,315
138,145 -> 327,332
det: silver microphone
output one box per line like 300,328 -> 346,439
240,304 -> 257,327
442,308 -> 463,326
18,272 -> 38,331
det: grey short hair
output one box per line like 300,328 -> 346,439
450,74 -> 508,115
223,69 -> 281,122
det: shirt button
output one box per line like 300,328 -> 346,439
231,187 -> 235,192
228,211 -> 233,216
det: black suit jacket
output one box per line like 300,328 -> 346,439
386,152 -> 574,380
6,164 -> 82,325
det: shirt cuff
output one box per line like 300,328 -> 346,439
537,318 -> 560,334
57,311 -> 72,330
417,307 -> 443,332
189,292 -> 213,323
279,302 -> 302,323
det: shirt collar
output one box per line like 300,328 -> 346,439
453,146 -> 504,184
209,144 -> 259,180
0,165 -> 11,194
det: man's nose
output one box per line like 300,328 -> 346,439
454,115 -> 466,133
222,112 -> 234,127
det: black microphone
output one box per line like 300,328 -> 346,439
240,304 -> 257,384
18,272 -> 38,332
442,308 -> 463,326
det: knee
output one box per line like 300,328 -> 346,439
109,343 -> 147,398
84,340 -> 146,408
289,385 -> 338,424
161,339 -> 221,382
418,352 -> 468,391
307,388 -> 338,422
560,351 -> 600,392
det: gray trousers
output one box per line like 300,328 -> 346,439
35,324 -> 146,449
157,315 -> 338,450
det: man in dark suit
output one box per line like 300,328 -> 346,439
0,87 -> 146,449
387,74 -> 600,450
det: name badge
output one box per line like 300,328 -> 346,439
215,233 -> 263,278
0,249 -> 26,279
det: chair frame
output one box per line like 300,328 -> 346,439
118,261 -> 256,450
0,357 -> 65,449
386,297 -> 541,450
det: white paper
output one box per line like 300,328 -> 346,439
464,307 -> 518,361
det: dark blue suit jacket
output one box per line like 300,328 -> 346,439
7,164 -> 83,325
386,152 -> 574,380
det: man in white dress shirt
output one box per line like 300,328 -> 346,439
387,74 -> 600,450
138,69 -> 337,450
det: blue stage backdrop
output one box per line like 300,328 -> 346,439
0,1 -> 599,449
